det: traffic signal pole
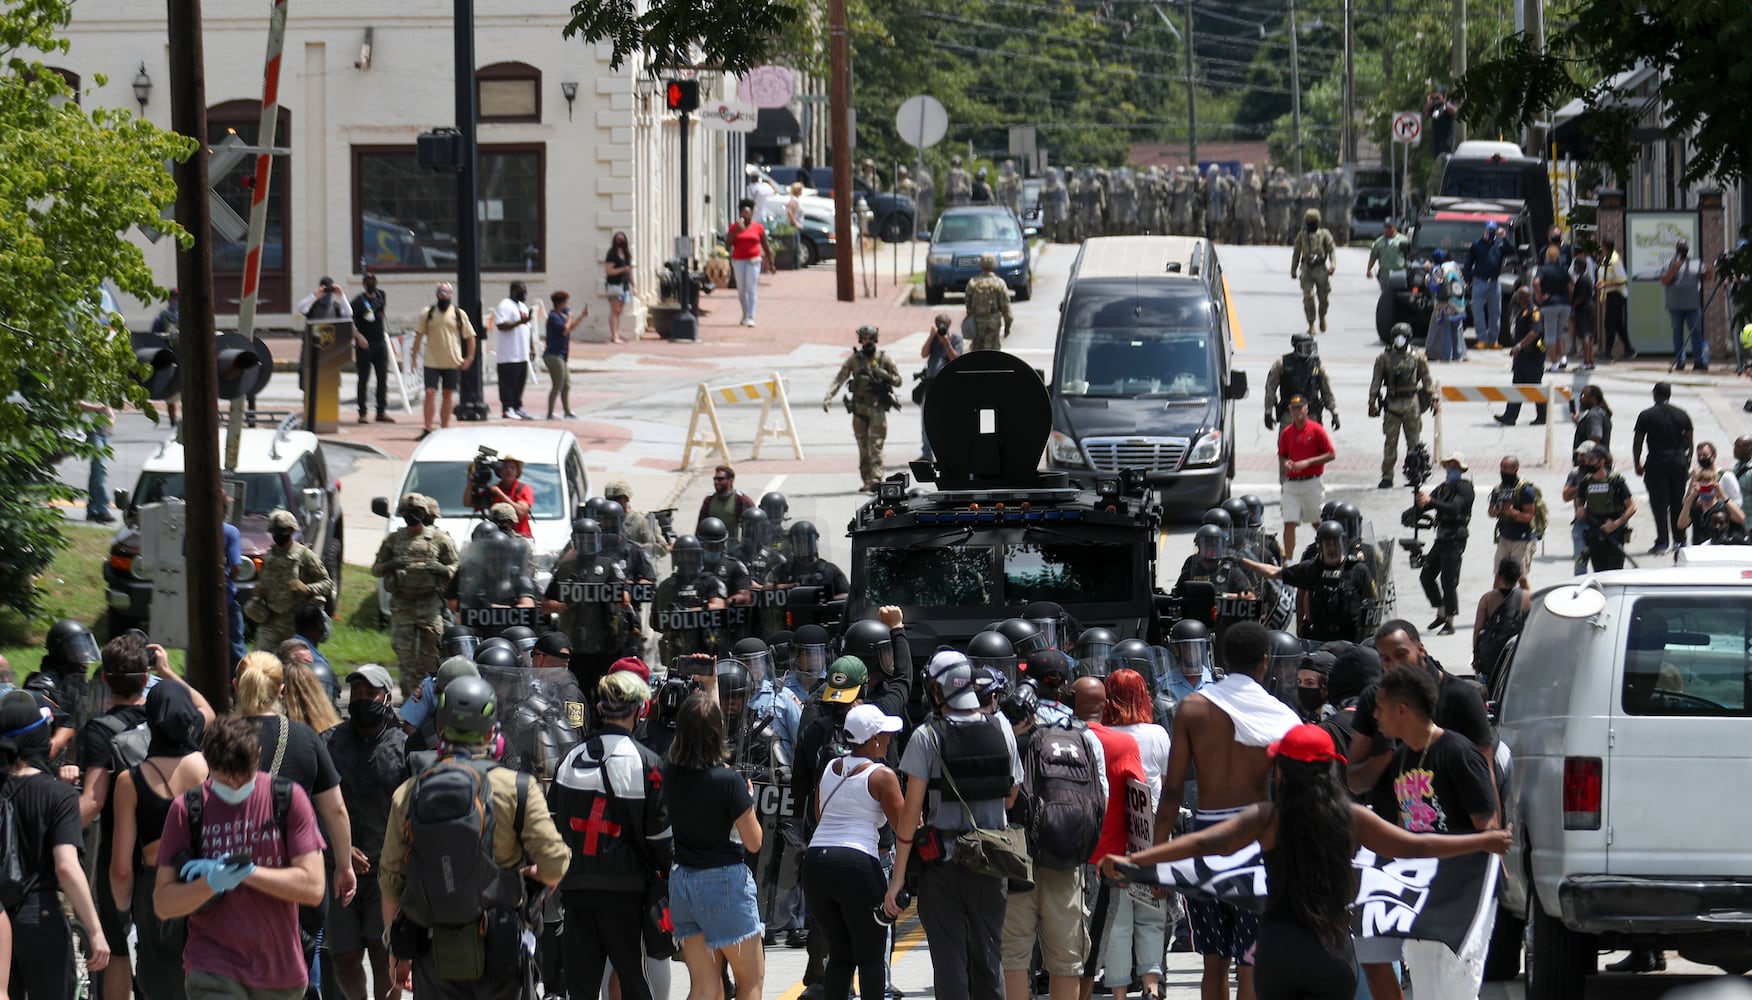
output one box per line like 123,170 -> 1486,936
454,0 -> 484,416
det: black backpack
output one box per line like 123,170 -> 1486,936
0,778 -> 39,914
399,755 -> 529,929
184,776 -> 295,862
92,712 -> 152,774
1473,590 -> 1527,680
1016,723 -> 1106,871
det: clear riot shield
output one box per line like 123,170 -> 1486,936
1361,522 -> 1396,629
792,639 -> 831,691
1259,576 -> 1299,631
1112,644 -> 1171,689
1263,648 -> 1305,711
457,525 -> 542,636
477,662 -> 533,764
718,657 -> 761,771
516,668 -> 585,784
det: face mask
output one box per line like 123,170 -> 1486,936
1392,335 -> 1409,351
1446,467 -> 1463,484
1306,220 -> 1318,233
1700,455 -> 1715,469
211,776 -> 257,805
271,530 -> 294,546
403,514 -> 424,528
861,343 -> 877,357
435,296 -> 452,311
1297,687 -> 1326,715
351,698 -> 392,728
1501,473 -> 1518,487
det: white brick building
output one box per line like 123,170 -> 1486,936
63,0 -> 764,341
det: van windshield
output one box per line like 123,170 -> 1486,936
1440,167 -> 1528,201
1058,328 -> 1215,398
1412,220 -> 1487,257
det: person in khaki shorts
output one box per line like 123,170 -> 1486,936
409,280 -> 478,438
1275,395 -> 1336,556
1488,455 -> 1540,581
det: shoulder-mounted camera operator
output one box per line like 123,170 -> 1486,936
466,448 -> 534,538
1412,452 -> 1475,635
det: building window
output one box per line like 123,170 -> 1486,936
42,67 -> 79,106
209,100 -> 291,311
477,62 -> 540,123
352,144 -> 544,273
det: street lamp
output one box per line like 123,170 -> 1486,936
132,62 -> 152,113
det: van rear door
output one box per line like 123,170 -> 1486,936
1607,592 -> 1752,875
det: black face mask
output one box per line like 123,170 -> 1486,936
1501,473 -> 1518,487
861,343 -> 877,357
1305,220 -> 1318,233
403,514 -> 424,528
271,530 -> 295,546
1297,687 -> 1326,716
435,297 -> 452,311
1700,455 -> 1716,469
350,698 -> 392,729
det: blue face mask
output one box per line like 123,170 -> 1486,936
1446,467 -> 1464,484
211,776 -> 257,806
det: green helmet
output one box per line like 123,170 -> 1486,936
437,675 -> 497,741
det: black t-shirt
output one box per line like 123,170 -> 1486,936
80,703 -> 150,863
606,246 -> 631,288
1388,729 -> 1497,834
1634,403 -> 1693,462
351,289 -> 387,341
2,771 -> 82,890
251,715 -> 342,795
662,763 -> 754,868
1490,482 -> 1539,541
1536,262 -> 1571,306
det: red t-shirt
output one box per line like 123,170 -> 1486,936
729,222 -> 766,261
156,776 -> 327,990
1087,722 -> 1146,861
1277,419 -> 1335,478
500,479 -> 536,537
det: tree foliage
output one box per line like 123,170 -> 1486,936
0,0 -> 193,616
564,0 -> 803,75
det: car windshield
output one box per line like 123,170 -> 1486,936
934,214 -> 1021,244
1004,542 -> 1132,604
1621,596 -> 1752,717
1441,168 -> 1528,201
136,471 -> 287,515
405,461 -> 566,519
1057,328 -> 1216,398
1411,220 -> 1487,257
865,545 -> 995,607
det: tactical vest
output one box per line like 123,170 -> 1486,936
926,715 -> 1015,803
1386,352 -> 1418,392
1307,562 -> 1361,631
1583,475 -> 1628,519
562,556 -> 630,654
1278,355 -> 1321,411
784,558 -> 835,589
966,278 -> 1005,317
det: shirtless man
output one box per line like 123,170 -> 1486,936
1154,622 -> 1300,1000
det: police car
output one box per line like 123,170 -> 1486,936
106,422 -> 344,629
371,426 -> 589,618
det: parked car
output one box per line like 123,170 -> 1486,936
924,207 -> 1032,304
762,167 -> 919,243
105,423 -> 344,629
1376,205 -> 1529,345
797,212 -> 839,266
371,426 -> 589,618
1492,563 -> 1752,995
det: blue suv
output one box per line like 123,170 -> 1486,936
925,207 -> 1032,304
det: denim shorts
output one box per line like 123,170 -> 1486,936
670,862 -> 763,950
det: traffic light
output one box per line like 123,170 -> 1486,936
214,332 -> 268,400
665,79 -> 699,113
129,331 -> 179,400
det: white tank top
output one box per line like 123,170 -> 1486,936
808,757 -> 886,857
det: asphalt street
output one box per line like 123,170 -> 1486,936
56,239 -> 1748,997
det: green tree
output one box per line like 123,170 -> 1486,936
564,0 -> 802,75
0,0 -> 193,619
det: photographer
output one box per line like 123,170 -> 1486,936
918,313 -> 963,463
1661,237 -> 1712,371
1413,453 -> 1475,636
1679,467 -> 1746,544
823,325 -> 903,493
465,451 -> 534,537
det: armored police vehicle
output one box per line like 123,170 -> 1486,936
846,352 -> 1167,660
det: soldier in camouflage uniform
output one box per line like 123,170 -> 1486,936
1205,165 -> 1231,243
915,165 -> 937,229
1322,168 -> 1355,245
1295,172 -> 1323,229
371,493 -> 460,695
1065,168 -> 1084,241
1291,208 -> 1340,334
1168,166 -> 1192,235
944,155 -> 973,208
1370,326 -> 1440,488
248,508 -> 335,651
1235,163 -> 1265,244
1265,166 -> 1294,244
1189,167 -> 1208,238
822,325 -> 903,492
896,166 -> 918,235
1041,167 -> 1070,243
1078,168 -> 1107,240
962,253 -> 1014,351
997,159 -> 1023,218
1108,168 -> 1136,236
603,479 -> 669,568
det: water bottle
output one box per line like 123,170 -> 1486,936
873,890 -> 912,927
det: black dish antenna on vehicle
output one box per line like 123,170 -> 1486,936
910,351 -> 1064,490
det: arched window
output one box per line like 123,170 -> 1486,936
40,67 -> 78,106
208,100 -> 292,311
477,62 -> 541,123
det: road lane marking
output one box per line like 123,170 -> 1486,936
773,915 -> 926,1000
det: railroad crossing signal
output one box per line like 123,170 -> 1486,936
1391,111 -> 1422,145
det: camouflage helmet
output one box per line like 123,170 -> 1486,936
268,509 -> 298,533
488,502 -> 518,527
1304,207 -> 1322,225
951,154 -> 963,167
856,324 -> 880,340
1243,162 -> 1256,173
897,165 -> 909,177
603,479 -> 632,502
399,492 -> 437,520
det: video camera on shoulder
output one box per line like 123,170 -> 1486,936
468,446 -> 506,507
1401,444 -> 1433,490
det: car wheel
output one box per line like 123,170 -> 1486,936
1014,277 -> 1032,302
879,214 -> 906,243
1525,894 -> 1591,1000
1375,292 -> 1397,344
800,238 -> 819,267
1483,902 -> 1525,981
925,284 -> 944,305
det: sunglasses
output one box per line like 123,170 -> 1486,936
713,475 -> 732,482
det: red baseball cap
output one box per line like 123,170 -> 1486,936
1268,723 -> 1347,765
608,657 -> 651,683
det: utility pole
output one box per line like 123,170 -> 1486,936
1185,0 -> 1198,168
1452,0 -> 1467,147
1522,0 -> 1545,154
453,0 -> 483,418
1288,0 -> 1302,175
1341,0 -> 1355,163
829,0 -> 854,302
166,0 -> 228,709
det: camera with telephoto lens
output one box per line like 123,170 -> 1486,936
650,508 -> 678,546
998,675 -> 1040,726
468,445 -> 506,507
1397,444 -> 1435,567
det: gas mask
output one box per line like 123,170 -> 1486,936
271,529 -> 295,547
861,342 -> 877,358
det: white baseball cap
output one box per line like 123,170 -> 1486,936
927,649 -> 981,711
843,704 -> 903,745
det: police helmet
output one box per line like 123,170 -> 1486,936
571,517 -> 602,557
46,619 -> 100,666
502,625 -> 539,657
475,642 -> 521,675
1167,619 -> 1212,678
842,618 -> 896,678
437,675 -> 498,740
1194,523 -> 1227,562
738,506 -> 770,548
1023,600 -> 1068,650
1110,637 -> 1158,682
730,636 -> 772,681
1319,500 -> 1341,522
1316,520 -> 1346,561
1202,508 -> 1234,548
995,618 -> 1048,658
595,500 -> 626,539
307,660 -> 340,709
1266,629 -> 1305,705
716,660 -> 751,702
1221,498 -> 1251,538
1335,503 -> 1363,544
583,496 -> 609,522
766,629 -> 795,674
672,534 -> 705,577
760,491 -> 790,524
793,623 -> 832,682
1241,495 -> 1265,529
1290,330 -> 1316,358
967,629 -> 1017,678
789,521 -> 820,562
440,625 -> 478,661
1073,627 -> 1118,670
697,517 -> 730,563
477,635 -> 514,656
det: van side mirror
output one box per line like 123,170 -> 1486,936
371,496 -> 391,519
1226,371 -> 1249,400
113,489 -> 131,512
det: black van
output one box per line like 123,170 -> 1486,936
1045,236 -> 1248,514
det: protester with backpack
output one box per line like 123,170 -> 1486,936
108,678 -> 212,1000
0,689 -> 110,996
801,705 -> 905,1000
324,666 -> 408,1000
549,670 -> 673,1000
1472,560 -> 1532,679
154,714 -> 324,997
380,673 -> 571,998
1097,669 -> 1172,1000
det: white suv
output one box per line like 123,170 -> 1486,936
1493,563 -> 1752,996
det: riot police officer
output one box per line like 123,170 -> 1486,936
1265,332 -> 1339,430
593,498 -> 660,584
543,517 -> 640,694
760,491 -> 791,559
439,624 -> 478,662
771,522 -> 850,602
451,504 -> 538,612
1244,520 -> 1376,644
1072,627 -> 1117,678
968,629 -> 1019,684
1370,325 -> 1440,489
823,326 -> 903,492
653,534 -> 729,662
735,507 -> 787,586
697,516 -> 755,606
1162,620 -> 1214,703
1172,525 -> 1260,666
